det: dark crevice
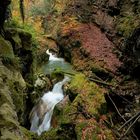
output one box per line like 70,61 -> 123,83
108,7 -> 120,16
134,122 -> 140,139
57,123 -> 77,140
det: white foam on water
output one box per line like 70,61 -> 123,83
30,76 -> 70,135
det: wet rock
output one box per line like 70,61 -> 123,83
30,74 -> 52,104
34,73 -> 52,90
51,70 -> 64,84
56,95 -> 70,109
36,50 -> 49,65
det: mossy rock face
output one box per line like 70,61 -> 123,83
0,60 -> 26,123
51,70 -> 64,84
0,80 -> 26,140
66,74 -> 106,116
0,103 -> 18,127
5,28 -> 32,50
0,103 -> 25,140
38,129 -> 59,140
0,27 -> 39,139
1,129 -> 23,140
5,28 -> 37,86
19,30 -> 32,50
30,74 -> 52,104
0,48 -> 32,140
0,36 -> 14,58
0,82 -> 14,108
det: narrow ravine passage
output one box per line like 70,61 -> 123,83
30,50 -> 70,135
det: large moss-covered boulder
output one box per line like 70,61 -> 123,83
61,74 -> 106,123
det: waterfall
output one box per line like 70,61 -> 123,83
30,50 -> 70,135
46,49 -> 64,61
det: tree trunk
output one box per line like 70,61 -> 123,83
0,0 -> 11,35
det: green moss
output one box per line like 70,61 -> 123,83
9,81 -> 25,123
20,127 -> 36,140
70,74 -> 86,89
51,69 -> 64,81
0,103 -> 19,127
69,74 -> 106,116
39,129 -> 58,140
56,73 -> 106,126
1,129 -> 22,140
40,123 -> 77,140
60,103 -> 77,124
75,121 -> 98,140
0,61 -> 26,124
6,28 -> 33,50
0,61 -> 29,140
0,36 -> 14,58
6,18 -> 38,39
0,84 -> 14,108
12,33 -> 22,47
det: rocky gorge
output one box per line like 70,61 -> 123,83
0,0 -> 140,140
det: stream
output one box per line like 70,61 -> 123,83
30,50 -> 71,135
40,50 -> 74,75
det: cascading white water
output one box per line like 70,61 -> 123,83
30,50 -> 70,136
46,49 -> 64,61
